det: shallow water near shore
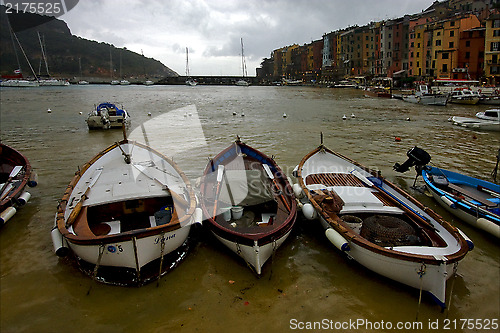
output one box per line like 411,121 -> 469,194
0,85 -> 499,332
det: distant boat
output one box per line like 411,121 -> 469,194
120,79 -> 130,85
282,79 -> 302,86
1,79 -> 39,87
364,86 -> 392,98
448,88 -> 480,105
144,80 -> 154,86
449,109 -> 499,132
36,32 -> 70,86
402,85 -> 448,106
235,38 -> 249,86
86,102 -> 131,130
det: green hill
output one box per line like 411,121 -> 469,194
0,7 -> 178,79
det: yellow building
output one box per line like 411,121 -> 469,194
484,13 -> 500,85
432,14 -> 480,79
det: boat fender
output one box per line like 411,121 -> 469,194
292,183 -> 304,199
440,195 -> 456,208
456,228 -> 474,251
0,207 -> 16,224
325,228 -> 350,252
17,191 -> 31,205
194,207 -> 203,224
302,203 -> 317,220
28,172 -> 38,187
51,226 -> 69,257
476,218 -> 500,239
292,165 -> 299,177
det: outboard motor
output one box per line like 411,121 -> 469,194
393,146 -> 431,173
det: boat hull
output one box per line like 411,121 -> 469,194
212,228 -> 292,275
402,95 -> 448,106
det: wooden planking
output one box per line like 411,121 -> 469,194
305,173 -> 365,187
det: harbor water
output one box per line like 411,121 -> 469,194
0,85 -> 499,332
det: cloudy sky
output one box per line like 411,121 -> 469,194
59,0 -> 435,76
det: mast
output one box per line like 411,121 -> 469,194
186,47 -> 190,77
240,38 -> 247,78
37,31 -> 50,76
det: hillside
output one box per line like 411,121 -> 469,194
0,7 -> 178,79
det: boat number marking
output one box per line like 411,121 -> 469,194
107,245 -> 123,253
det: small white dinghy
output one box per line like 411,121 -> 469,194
294,139 -> 472,308
52,138 -> 198,285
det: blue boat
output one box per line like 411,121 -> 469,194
86,102 -> 131,130
395,147 -> 500,238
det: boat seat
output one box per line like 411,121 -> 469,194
447,183 -> 496,207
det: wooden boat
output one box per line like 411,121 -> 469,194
402,85 -> 448,106
86,102 -> 131,130
0,143 -> 37,225
295,141 -> 472,308
395,147 -> 500,238
51,139 -> 199,285
199,138 -> 297,275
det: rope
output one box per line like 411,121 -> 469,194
415,262 -> 426,321
445,262 -> 459,318
157,233 -> 166,287
87,244 -> 105,295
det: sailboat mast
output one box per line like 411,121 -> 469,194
186,47 -> 190,77
240,38 -> 247,78
37,31 -> 50,76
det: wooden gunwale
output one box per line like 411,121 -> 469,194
56,139 -> 196,245
0,143 -> 32,210
297,145 -> 469,265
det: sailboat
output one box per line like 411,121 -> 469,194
109,46 -> 119,85
236,38 -> 249,86
185,47 -> 197,86
36,31 -> 69,86
78,57 -> 89,85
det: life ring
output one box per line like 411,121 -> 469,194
360,215 -> 420,247
478,89 -> 482,94
495,89 -> 499,95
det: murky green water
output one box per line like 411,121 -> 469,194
1,85 -> 498,332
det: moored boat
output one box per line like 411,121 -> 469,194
448,88 -> 480,105
0,143 -> 37,225
395,147 -> 500,238
364,86 -> 392,98
86,102 -> 131,130
449,114 -> 500,132
402,85 -> 448,106
199,138 -> 297,275
294,140 -> 472,308
52,139 -> 199,285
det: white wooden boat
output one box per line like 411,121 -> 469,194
199,138 -> 297,275
402,85 -> 448,106
52,139 -> 198,285
0,143 -> 37,225
476,109 -> 500,121
86,102 -> 131,130
295,142 -> 472,308
395,147 -> 500,238
449,115 -> 500,132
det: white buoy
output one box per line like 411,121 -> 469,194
476,218 -> 500,239
302,203 -> 317,220
17,191 -> 31,205
440,195 -> 456,208
292,183 -> 304,199
47,108 -> 52,113
342,114 -> 347,120
79,111 -> 83,115
232,111 -> 237,116
351,113 -> 355,118
283,113 -> 287,118
148,112 -> 152,116
241,113 -> 245,117
51,226 -> 69,257
325,228 -> 350,252
0,206 -> 16,224
194,207 -> 203,224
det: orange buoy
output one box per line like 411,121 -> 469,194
395,137 -> 402,142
